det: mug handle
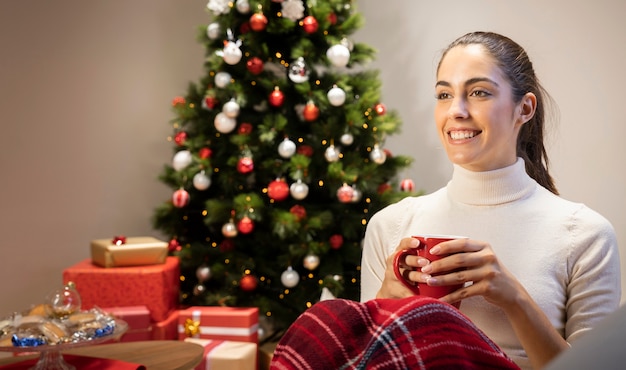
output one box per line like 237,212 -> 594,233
392,249 -> 420,294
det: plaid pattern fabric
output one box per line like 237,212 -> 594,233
271,296 -> 519,370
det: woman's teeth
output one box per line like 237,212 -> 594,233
450,131 -> 477,140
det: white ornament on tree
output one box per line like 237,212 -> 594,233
278,138 -> 296,158
303,253 -> 320,270
370,144 -> 387,164
327,85 -> 346,106
214,72 -> 232,88
324,144 -> 340,162
289,180 -> 309,200
196,265 -> 212,282
351,185 -> 363,203
340,132 -> 354,146
207,0 -> 231,15
288,57 -> 310,83
280,266 -> 299,288
326,44 -> 350,67
172,150 -> 193,171
222,41 -> 243,65
222,220 -> 238,238
281,0 -> 305,21
235,0 -> 251,14
214,112 -> 237,133
207,23 -> 221,40
193,171 -> 211,191
222,99 -> 240,118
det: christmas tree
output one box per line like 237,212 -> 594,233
152,0 -> 416,334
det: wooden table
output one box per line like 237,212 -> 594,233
0,340 -> 204,370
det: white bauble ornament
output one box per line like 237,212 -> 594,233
215,72 -> 232,88
327,85 -> 346,106
172,150 -> 193,171
196,265 -> 212,282
281,0 -> 305,21
280,266 -> 299,288
278,138 -> 296,158
351,185 -> 362,203
235,0 -> 251,13
326,44 -> 350,67
222,99 -> 240,118
289,180 -> 309,200
370,144 -> 387,164
222,41 -> 242,65
340,132 -> 354,146
214,112 -> 237,133
193,171 -> 211,191
207,23 -> 221,40
193,284 -> 206,296
303,253 -> 320,270
288,57 -> 310,83
324,144 -> 340,162
222,220 -> 238,238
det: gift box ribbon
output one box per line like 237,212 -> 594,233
181,310 -> 258,338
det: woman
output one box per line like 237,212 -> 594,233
360,31 -> 621,369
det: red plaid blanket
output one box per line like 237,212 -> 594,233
271,296 -> 519,369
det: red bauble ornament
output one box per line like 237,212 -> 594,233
249,13 -> 268,32
400,178 -> 415,192
289,205 -> 307,221
237,216 -> 254,234
240,275 -> 258,292
204,96 -> 218,110
238,122 -> 253,135
219,239 -> 235,252
336,183 -> 354,203
168,238 -> 180,252
329,234 -> 344,249
237,157 -> 254,174
377,183 -> 392,194
303,101 -> 319,121
112,236 -> 126,245
269,88 -> 285,107
198,147 -> 212,159
328,12 -> 337,25
171,96 -> 186,107
174,131 -> 187,146
172,189 -> 190,208
297,145 -> 314,157
267,179 -> 289,201
239,22 -> 251,34
301,16 -> 319,34
374,103 -> 387,115
246,57 -> 264,75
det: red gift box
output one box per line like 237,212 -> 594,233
152,309 -> 179,340
184,338 -> 257,370
178,306 -> 259,343
62,257 -> 180,322
101,305 -> 152,342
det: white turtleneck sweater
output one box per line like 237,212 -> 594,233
360,159 -> 621,369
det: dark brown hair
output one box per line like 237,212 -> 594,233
438,31 -> 559,195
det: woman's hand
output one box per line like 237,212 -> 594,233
375,237 -> 430,299
420,238 -> 526,309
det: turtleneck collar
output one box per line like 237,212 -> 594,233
447,158 -> 537,206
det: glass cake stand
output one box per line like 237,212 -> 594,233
0,319 -> 127,370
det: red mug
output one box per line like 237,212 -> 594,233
393,235 -> 466,308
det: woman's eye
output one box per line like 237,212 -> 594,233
470,90 -> 490,97
436,92 -> 452,100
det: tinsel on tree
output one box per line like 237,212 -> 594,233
152,0 -> 417,332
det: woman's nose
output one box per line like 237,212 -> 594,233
448,97 -> 469,119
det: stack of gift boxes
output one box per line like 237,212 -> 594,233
62,236 -> 258,369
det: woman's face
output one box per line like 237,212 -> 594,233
434,44 -> 533,172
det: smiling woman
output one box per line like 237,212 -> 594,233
359,31 -> 621,370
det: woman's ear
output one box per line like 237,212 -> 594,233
519,92 -> 537,124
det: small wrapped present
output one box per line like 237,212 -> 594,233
62,257 -> 179,322
152,309 -> 179,340
91,236 -> 168,268
178,306 -> 258,343
184,338 -> 257,370
102,305 -> 152,342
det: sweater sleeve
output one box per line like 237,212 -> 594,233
565,204 -> 621,343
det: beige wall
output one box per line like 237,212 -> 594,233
0,0 -> 624,315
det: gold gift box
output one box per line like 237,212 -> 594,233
90,236 -> 168,268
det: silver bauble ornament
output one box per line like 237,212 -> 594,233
193,284 -> 206,296
172,150 -> 193,171
326,44 -> 350,67
207,23 -> 221,40
351,186 -> 363,203
235,0 -> 251,13
222,99 -> 240,118
280,266 -> 300,288
215,71 -> 232,88
196,265 -> 212,282
214,112 -> 237,133
303,253 -> 320,270
278,138 -> 296,158
340,132 -> 354,146
222,41 -> 242,65
289,180 -> 309,200
370,144 -> 387,164
222,220 -> 238,238
327,85 -> 346,106
288,57 -> 310,83
193,171 -> 211,191
324,144 -> 340,162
